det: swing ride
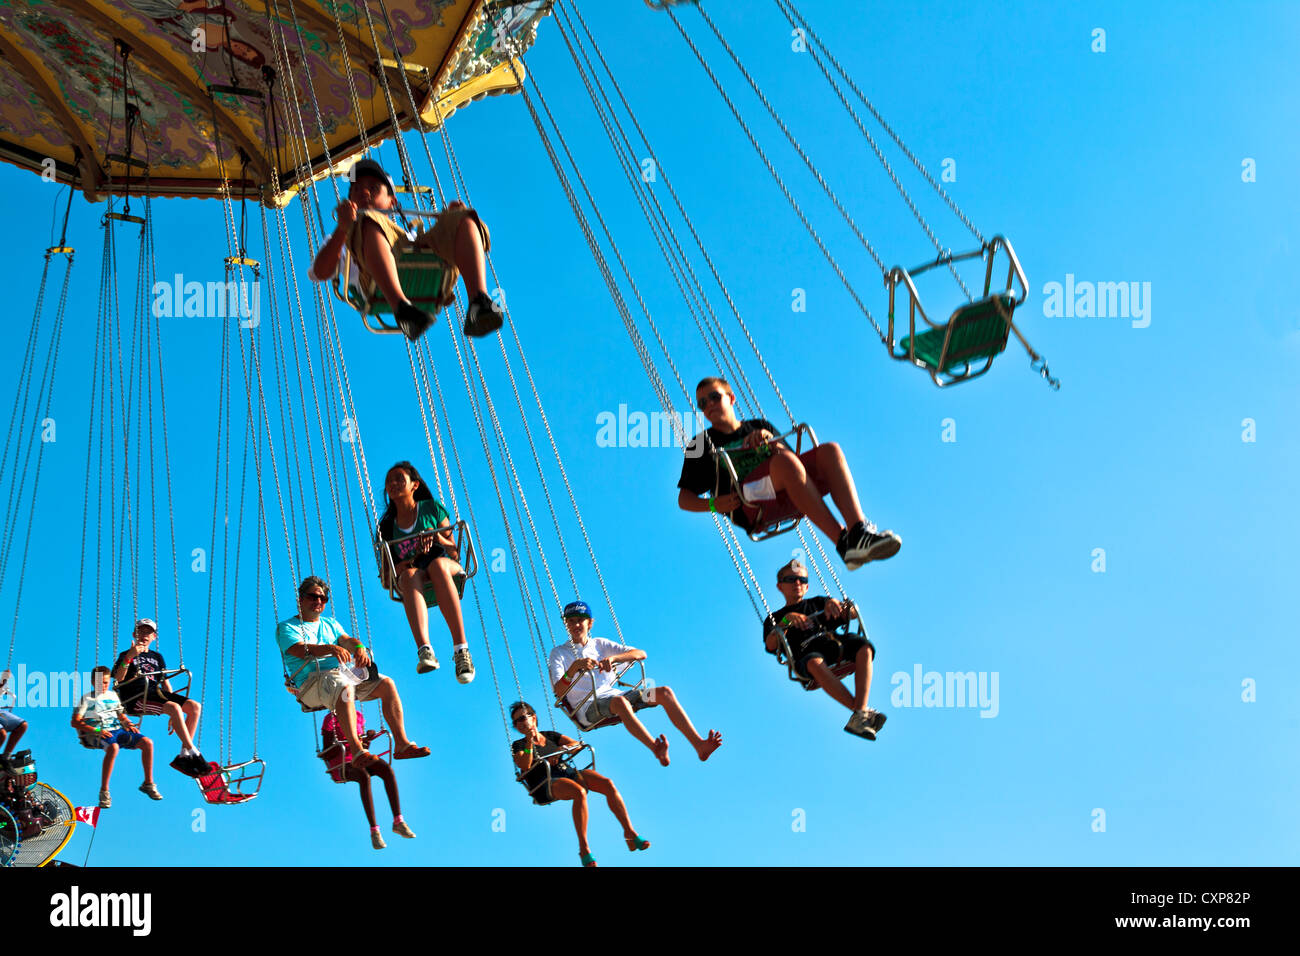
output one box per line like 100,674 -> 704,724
0,0 -> 1059,865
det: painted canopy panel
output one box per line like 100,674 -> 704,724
0,0 -> 551,203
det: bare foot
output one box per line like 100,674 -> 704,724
696,729 -> 722,762
652,734 -> 670,767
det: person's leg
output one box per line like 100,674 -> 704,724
343,765 -> 378,829
810,442 -> 866,529
163,701 -> 196,751
805,657 -> 855,711
1,721 -> 24,755
139,736 -> 155,785
645,686 -> 722,761
767,449 -> 843,541
852,645 -> 874,712
331,688 -> 369,756
605,695 -> 670,766
359,220 -> 408,311
425,560 -> 467,650
453,216 -> 488,300
367,760 -> 402,819
369,679 -> 418,753
577,770 -> 637,841
398,568 -> 432,650
547,778 -> 591,859
182,700 -> 201,743
101,742 -> 119,790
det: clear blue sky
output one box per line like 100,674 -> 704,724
2,0 -> 1297,867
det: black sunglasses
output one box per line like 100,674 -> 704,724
779,575 -> 808,584
696,390 -> 725,411
301,592 -> 329,603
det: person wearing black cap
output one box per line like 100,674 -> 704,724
762,560 -> 886,740
547,600 -> 722,767
112,619 -> 208,775
308,157 -> 503,341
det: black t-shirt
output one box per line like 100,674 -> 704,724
762,596 -> 833,656
114,648 -> 167,685
512,730 -> 569,790
677,418 -> 779,507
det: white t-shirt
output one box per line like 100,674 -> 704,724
548,637 -> 630,712
75,689 -> 125,732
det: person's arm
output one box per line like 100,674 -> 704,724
512,742 -> 534,773
764,625 -> 782,654
338,632 -> 371,668
286,641 -> 352,663
678,487 -> 741,515
71,697 -> 97,734
598,646 -> 647,671
111,650 -> 133,683
309,203 -> 357,281
552,656 -> 599,700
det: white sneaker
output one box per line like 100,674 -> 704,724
454,647 -> 475,685
417,644 -> 440,674
99,789 -> 111,809
844,709 -> 886,741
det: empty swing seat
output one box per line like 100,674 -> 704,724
896,293 -> 1015,373
195,758 -> 265,805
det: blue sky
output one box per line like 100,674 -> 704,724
2,0 -> 1297,867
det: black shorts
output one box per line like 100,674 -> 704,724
793,633 -> 874,681
524,761 -> 582,805
118,680 -> 189,715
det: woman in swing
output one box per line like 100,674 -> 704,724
509,700 -> 650,868
378,461 -> 475,684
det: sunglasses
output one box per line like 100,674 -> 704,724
779,575 -> 808,584
301,592 -> 328,603
512,713 -> 532,725
696,390 -> 726,411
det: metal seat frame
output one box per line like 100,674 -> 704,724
770,599 -> 868,691
516,741 -> 596,805
712,423 -> 819,542
375,520 -> 477,605
556,661 -> 648,732
886,235 -> 1029,387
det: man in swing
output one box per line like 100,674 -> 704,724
762,559 -> 886,740
676,376 -> 902,570
276,576 -> 431,764
548,600 -> 722,767
308,157 -> 502,341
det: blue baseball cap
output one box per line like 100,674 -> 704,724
562,600 -> 592,619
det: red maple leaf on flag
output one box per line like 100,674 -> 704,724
73,806 -> 100,827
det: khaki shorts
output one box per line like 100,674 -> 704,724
297,667 -> 386,711
348,205 -> 490,310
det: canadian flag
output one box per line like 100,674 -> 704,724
74,806 -> 100,827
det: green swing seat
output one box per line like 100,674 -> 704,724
896,292 -> 1015,374
342,249 -> 452,316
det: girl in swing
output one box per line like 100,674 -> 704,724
378,461 -> 475,684
320,709 -> 415,850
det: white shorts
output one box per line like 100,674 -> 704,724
741,475 -> 777,502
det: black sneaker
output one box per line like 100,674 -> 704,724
462,292 -> 504,338
837,521 -> 902,570
395,302 -> 435,341
186,753 -> 210,777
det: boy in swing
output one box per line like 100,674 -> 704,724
676,376 -> 902,570
309,158 -> 502,341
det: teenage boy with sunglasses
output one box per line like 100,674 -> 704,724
762,560 -> 886,740
676,376 -> 901,569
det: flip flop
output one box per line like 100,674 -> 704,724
353,751 -> 381,770
625,834 -> 651,852
579,851 -> 598,867
393,743 -> 431,760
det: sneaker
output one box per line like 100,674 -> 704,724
837,521 -> 902,570
393,820 -> 417,839
98,789 -> 111,809
395,302 -> 435,341
417,644 -> 440,674
868,709 -> 888,735
462,292 -> 504,338
453,647 -> 475,684
138,782 -> 163,800
371,829 -> 387,850
844,709 -> 879,741
185,753 -> 210,778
